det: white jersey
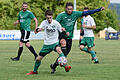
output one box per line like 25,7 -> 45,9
83,15 -> 96,37
38,19 -> 62,45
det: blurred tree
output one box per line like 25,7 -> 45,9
0,0 -> 119,32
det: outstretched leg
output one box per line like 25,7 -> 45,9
25,42 -> 38,60
26,56 -> 43,75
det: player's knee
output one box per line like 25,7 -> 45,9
19,42 -> 23,47
80,45 -> 84,50
25,42 -> 30,47
88,48 -> 92,51
56,47 -> 62,53
60,39 -> 66,47
36,56 -> 43,61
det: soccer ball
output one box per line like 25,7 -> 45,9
57,57 -> 67,66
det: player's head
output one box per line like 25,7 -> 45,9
45,10 -> 53,23
65,2 -> 73,15
22,2 -> 28,11
83,7 -> 89,11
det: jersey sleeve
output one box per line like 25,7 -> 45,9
29,12 -> 35,19
75,11 -> 83,18
82,8 -> 101,16
38,21 -> 45,29
90,17 -> 96,26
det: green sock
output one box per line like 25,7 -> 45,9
89,50 -> 98,62
81,48 -> 89,53
59,53 -> 65,57
33,61 -> 41,72
63,64 -> 67,68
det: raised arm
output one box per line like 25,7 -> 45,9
82,7 -> 105,16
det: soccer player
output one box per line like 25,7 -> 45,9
50,2 -> 104,73
26,10 -> 71,75
80,7 -> 99,63
11,2 -> 38,61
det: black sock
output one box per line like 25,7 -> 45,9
52,47 -> 67,69
79,39 -> 81,45
27,46 -> 38,57
17,47 -> 23,59
53,57 -> 59,68
61,47 -> 67,57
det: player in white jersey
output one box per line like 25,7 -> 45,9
26,10 -> 71,75
80,7 -> 99,64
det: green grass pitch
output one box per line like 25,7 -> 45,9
0,39 -> 120,80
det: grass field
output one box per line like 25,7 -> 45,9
0,39 -> 120,80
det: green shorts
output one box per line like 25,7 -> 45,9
39,42 -> 59,57
80,37 -> 94,48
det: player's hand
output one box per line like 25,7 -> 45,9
82,24 -> 87,28
34,28 -> 39,34
66,32 -> 70,36
101,7 -> 105,11
62,27 -> 66,31
14,20 -> 19,26
14,22 -> 16,26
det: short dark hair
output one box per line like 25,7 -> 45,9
22,2 -> 27,5
45,10 -> 53,16
65,2 -> 73,8
84,7 -> 89,10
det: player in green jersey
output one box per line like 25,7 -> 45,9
11,2 -> 38,61
50,2 -> 104,73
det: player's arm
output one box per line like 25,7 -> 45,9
82,24 -> 96,29
33,17 -> 38,34
14,20 -> 19,25
60,27 -> 70,36
35,27 -> 42,33
57,21 -> 69,36
82,7 -> 105,16
35,21 -> 45,34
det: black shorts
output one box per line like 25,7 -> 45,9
20,29 -> 30,43
59,36 -> 72,55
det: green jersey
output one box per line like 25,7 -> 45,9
56,11 -> 83,39
18,10 -> 35,31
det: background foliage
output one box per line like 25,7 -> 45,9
0,0 -> 119,32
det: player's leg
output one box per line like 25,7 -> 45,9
27,45 -> 51,75
26,55 -> 43,75
22,30 -> 38,59
60,39 -> 68,56
88,48 -> 99,63
11,41 -> 24,61
55,46 -> 71,72
80,37 -> 89,52
87,38 -> 99,63
66,39 -> 72,55
50,39 -> 67,73
11,29 -> 26,61
25,42 -> 38,60
79,29 -> 84,46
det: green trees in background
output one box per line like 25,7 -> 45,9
0,0 -> 119,32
